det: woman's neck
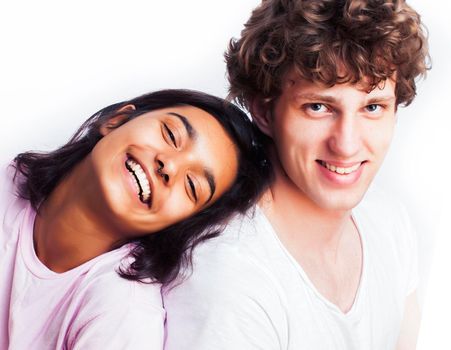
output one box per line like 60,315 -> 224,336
33,159 -> 122,273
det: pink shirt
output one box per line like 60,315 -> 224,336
0,164 -> 165,349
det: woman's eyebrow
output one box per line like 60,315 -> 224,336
167,112 -> 197,139
167,111 -> 216,204
204,169 -> 216,205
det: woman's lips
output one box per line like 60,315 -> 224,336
123,154 -> 154,208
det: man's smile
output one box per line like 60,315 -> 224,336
317,160 -> 365,175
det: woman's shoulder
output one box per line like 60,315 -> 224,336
0,162 -> 20,205
0,162 -> 30,237
65,249 -> 165,348
79,246 -> 163,311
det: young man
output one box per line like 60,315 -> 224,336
164,0 -> 429,349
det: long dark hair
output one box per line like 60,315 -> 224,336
13,89 -> 272,285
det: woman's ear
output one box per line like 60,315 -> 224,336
99,104 -> 136,136
250,97 -> 274,138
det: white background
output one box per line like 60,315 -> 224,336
1,1 -> 450,347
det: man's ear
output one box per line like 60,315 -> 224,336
99,104 -> 136,136
250,97 -> 274,138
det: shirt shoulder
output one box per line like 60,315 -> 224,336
356,185 -> 418,295
0,162 -> 29,245
0,162 -> 21,210
66,250 -> 165,349
355,185 -> 414,237
184,209 -> 283,291
164,210 -> 289,349
75,247 -> 163,313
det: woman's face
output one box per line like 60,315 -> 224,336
88,105 -> 239,236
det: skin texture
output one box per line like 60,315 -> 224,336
33,105 -> 238,272
92,105 -> 238,235
397,291 -> 421,350
265,72 -> 397,212
254,72 -> 420,347
253,72 -> 397,313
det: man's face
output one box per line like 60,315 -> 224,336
269,73 -> 397,211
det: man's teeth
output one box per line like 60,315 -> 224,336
322,161 -> 361,174
125,158 -> 151,203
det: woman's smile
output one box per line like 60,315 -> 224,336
125,155 -> 153,206
89,105 -> 239,236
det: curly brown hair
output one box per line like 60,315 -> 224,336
226,0 -> 430,109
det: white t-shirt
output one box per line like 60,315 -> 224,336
164,187 -> 418,350
0,164 -> 165,349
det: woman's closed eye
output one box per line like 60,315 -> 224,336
186,175 -> 198,202
163,123 -> 178,147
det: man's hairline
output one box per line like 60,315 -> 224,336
249,70 -> 399,113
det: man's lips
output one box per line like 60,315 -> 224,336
315,159 -> 367,186
316,160 -> 366,175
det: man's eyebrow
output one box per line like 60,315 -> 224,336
295,93 -> 396,105
366,96 -> 396,104
167,112 -> 197,139
294,93 -> 337,103
204,169 -> 216,205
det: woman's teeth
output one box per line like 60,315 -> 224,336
125,158 -> 151,203
321,161 -> 361,174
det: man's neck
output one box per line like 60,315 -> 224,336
259,159 -> 363,313
260,161 -> 352,253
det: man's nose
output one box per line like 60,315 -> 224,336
327,115 -> 361,158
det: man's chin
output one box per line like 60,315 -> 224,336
311,190 -> 367,212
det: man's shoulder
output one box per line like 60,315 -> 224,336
164,209 -> 289,349
171,208 -> 283,298
355,185 -> 415,250
190,207 -> 276,274
193,207 -> 260,252
356,185 -> 410,224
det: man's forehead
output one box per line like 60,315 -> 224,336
283,69 -> 396,97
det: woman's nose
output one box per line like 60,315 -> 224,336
156,157 -> 179,185
156,160 -> 169,184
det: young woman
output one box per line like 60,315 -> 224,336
0,89 -> 271,349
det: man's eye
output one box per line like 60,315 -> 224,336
366,104 -> 382,113
163,123 -> 177,147
187,175 -> 198,202
307,103 -> 328,113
